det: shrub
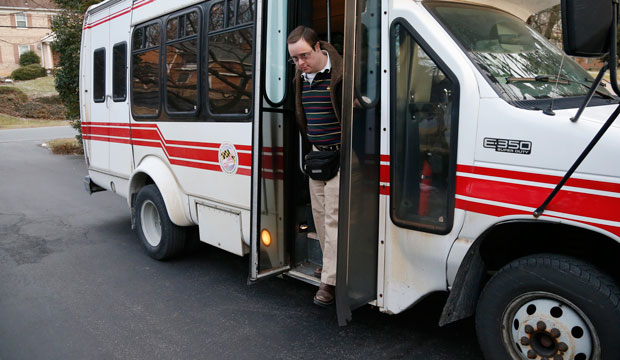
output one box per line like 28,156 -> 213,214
52,0 -> 99,146
11,64 -> 47,81
19,51 -> 40,66
0,86 -> 28,103
47,138 -> 83,155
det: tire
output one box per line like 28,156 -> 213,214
475,254 -> 620,360
135,184 -> 186,260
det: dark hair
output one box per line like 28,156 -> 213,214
287,25 -> 319,48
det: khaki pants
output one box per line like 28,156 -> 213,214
309,165 -> 339,286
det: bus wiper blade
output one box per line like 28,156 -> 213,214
505,75 -> 569,85
506,75 -> 615,99
577,81 -> 616,100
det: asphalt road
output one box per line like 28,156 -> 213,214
0,126 -> 484,360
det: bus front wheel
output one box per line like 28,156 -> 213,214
135,184 -> 186,260
475,254 -> 620,360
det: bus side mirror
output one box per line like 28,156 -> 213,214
561,0 -> 613,57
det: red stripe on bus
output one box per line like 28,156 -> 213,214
164,139 -> 224,149
374,159 -> 620,194
82,122 -> 131,127
264,146 -> 285,153
166,146 -> 219,163
82,126 -> 131,138
83,0 -> 155,30
237,168 -> 252,176
83,135 -> 131,145
457,164 -> 620,194
169,158 -> 221,173
380,164 -> 390,183
455,197 -> 529,217
83,122 -> 285,177
454,197 -> 620,238
130,130 -> 253,167
127,123 -> 158,128
456,176 -> 620,223
262,154 -> 284,170
131,128 -> 160,141
262,171 -> 284,180
84,8 -> 131,29
130,139 -> 160,148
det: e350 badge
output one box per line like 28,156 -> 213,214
484,137 -> 532,155
219,143 -> 238,174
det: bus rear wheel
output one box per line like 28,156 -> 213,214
135,184 -> 186,260
475,254 -> 620,360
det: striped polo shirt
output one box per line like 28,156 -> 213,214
301,71 -> 341,146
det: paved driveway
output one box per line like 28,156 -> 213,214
0,127 -> 484,360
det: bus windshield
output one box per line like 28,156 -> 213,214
425,2 -> 612,102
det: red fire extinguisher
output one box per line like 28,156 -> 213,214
418,158 -> 432,216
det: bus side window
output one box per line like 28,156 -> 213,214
165,10 -> 200,114
207,0 -> 254,119
236,0 -> 254,26
389,22 -> 459,234
264,0 -> 287,105
93,48 -> 106,103
131,22 -> 162,118
113,42 -> 127,102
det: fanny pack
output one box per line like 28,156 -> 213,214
303,150 -> 340,181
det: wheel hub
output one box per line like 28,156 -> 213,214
506,295 -> 594,360
520,322 -> 564,359
140,199 -> 162,247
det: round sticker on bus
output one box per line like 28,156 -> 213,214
218,143 -> 238,175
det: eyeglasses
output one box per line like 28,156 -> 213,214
288,51 -> 313,64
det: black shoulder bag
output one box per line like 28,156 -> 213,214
303,150 -> 340,181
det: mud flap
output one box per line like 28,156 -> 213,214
439,241 -> 486,326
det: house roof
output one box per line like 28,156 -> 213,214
0,0 -> 58,9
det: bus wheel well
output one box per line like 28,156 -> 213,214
440,221 -> 620,326
128,172 -> 155,228
479,221 -> 620,284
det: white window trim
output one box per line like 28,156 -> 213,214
18,45 -> 30,57
15,13 -> 27,29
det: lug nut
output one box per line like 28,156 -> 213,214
537,321 -> 547,331
525,325 -> 534,334
558,342 -> 568,352
554,355 -> 564,360
550,328 -> 561,338
521,336 -> 531,345
527,350 -> 537,359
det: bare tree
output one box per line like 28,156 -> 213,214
527,5 -> 562,45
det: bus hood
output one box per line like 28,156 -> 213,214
422,0 -> 559,20
572,103 -> 620,128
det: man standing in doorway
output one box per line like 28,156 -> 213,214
287,26 -> 343,306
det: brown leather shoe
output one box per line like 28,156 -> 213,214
313,283 -> 335,307
313,267 -> 322,278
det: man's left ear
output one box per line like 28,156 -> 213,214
314,42 -> 321,52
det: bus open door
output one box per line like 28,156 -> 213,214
335,0 -> 382,324
247,0 -> 383,321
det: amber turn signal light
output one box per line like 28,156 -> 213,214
261,229 -> 272,247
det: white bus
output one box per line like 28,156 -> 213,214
80,0 -> 620,358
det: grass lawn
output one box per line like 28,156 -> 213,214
0,75 -> 58,98
587,70 -> 616,82
0,113 -> 69,129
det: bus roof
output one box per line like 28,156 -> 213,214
85,0 -> 124,16
85,0 -> 558,21
422,0 -> 559,20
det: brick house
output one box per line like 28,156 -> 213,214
0,0 -> 60,76
574,57 -> 605,72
